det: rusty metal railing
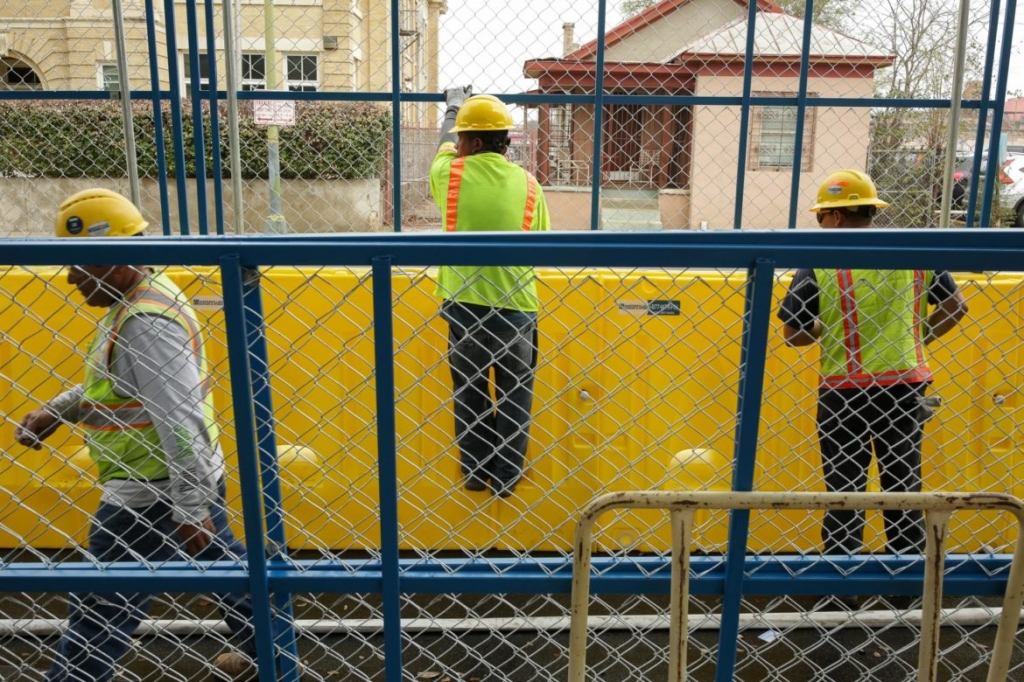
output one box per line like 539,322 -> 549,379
567,492 -> 1024,682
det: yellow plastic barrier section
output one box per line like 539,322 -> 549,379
0,267 -> 1020,554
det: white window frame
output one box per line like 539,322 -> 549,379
97,63 -> 119,91
241,52 -> 266,92
181,51 -> 211,94
748,91 -> 816,172
285,54 -> 319,92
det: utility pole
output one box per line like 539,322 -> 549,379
264,0 -> 286,233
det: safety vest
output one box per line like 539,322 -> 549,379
815,268 -> 933,390
80,272 -> 219,482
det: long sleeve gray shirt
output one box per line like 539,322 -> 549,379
47,312 -> 224,524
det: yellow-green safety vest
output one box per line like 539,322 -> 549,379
815,268 -> 933,390
80,273 -> 218,482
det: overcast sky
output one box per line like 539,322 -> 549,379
437,0 -> 1024,97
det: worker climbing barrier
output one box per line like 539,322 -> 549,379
0,0 -> 1022,681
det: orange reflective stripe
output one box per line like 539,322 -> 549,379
446,158 -> 466,232
912,270 -> 926,366
81,401 -> 144,411
821,367 -> 933,390
836,269 -> 863,375
522,170 -> 537,231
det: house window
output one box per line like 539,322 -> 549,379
181,52 -> 210,92
286,55 -> 318,92
749,93 -> 815,171
353,57 -> 361,90
241,53 -> 266,91
98,63 -> 119,91
1,58 -> 42,90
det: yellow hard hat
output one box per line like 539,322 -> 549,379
809,169 -> 889,213
448,94 -> 514,133
55,188 -> 148,238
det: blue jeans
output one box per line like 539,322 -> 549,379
447,314 -> 538,491
45,480 -> 270,682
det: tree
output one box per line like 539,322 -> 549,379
775,0 -> 859,32
860,0 -> 989,226
621,0 -> 656,17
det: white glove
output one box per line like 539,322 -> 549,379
444,85 -> 473,109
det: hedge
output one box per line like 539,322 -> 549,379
0,100 -> 391,180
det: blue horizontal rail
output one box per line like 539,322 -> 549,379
204,90 -> 990,110
5,230 -> 1024,271
0,555 -> 1010,596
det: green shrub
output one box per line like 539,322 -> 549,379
0,100 -> 391,181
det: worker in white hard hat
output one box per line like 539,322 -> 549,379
16,189 -> 281,681
430,87 -> 551,498
778,170 -> 968,560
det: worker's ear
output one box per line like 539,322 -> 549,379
470,137 -> 484,154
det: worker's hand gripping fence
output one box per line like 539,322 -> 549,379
567,492 -> 1024,682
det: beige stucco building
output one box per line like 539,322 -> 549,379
0,0 -> 446,125
524,0 -> 893,230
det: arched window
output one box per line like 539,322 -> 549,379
1,57 -> 43,90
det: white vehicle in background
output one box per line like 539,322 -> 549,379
952,153 -> 1024,226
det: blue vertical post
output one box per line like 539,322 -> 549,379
162,0 -> 191,234
390,0 -> 403,232
241,267 -> 301,682
372,255 -> 403,682
714,259 -> 775,682
184,0 -> 210,235
143,0 -> 171,235
142,0 -> 172,233
965,0 -> 1001,228
786,0 -> 815,229
219,254 -> 279,682
732,0 -> 759,230
203,0 -> 226,235
978,0 -> 1016,228
589,0 -> 609,231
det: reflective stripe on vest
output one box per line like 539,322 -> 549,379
80,273 -> 218,482
817,268 -> 933,390
445,158 -> 537,232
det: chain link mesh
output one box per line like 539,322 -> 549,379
2,264 -> 1023,680
1,0 -> 1023,679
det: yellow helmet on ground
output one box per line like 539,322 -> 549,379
55,188 -> 148,238
809,169 -> 889,213
448,94 -> 514,133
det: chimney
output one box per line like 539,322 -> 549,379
562,22 -> 575,58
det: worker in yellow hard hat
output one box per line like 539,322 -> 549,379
777,170 -> 968,568
17,189 -> 278,681
430,88 -> 551,499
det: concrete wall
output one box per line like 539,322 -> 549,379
540,188 -> 692,231
1,177 -> 383,235
542,187 -> 595,231
659,189 -> 691,230
691,74 -> 876,229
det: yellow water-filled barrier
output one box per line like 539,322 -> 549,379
1,267 -> 1020,553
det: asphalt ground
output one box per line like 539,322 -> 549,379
0,592 -> 1018,682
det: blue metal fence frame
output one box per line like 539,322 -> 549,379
3,229 -> 1024,676
0,0 -> 1020,677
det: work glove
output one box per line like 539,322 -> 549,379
444,85 -> 473,111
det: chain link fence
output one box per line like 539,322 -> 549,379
1,0 -> 1019,235
2,260 -> 1024,680
0,0 -> 1022,680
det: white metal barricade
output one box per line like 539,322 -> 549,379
567,492 -> 1024,682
